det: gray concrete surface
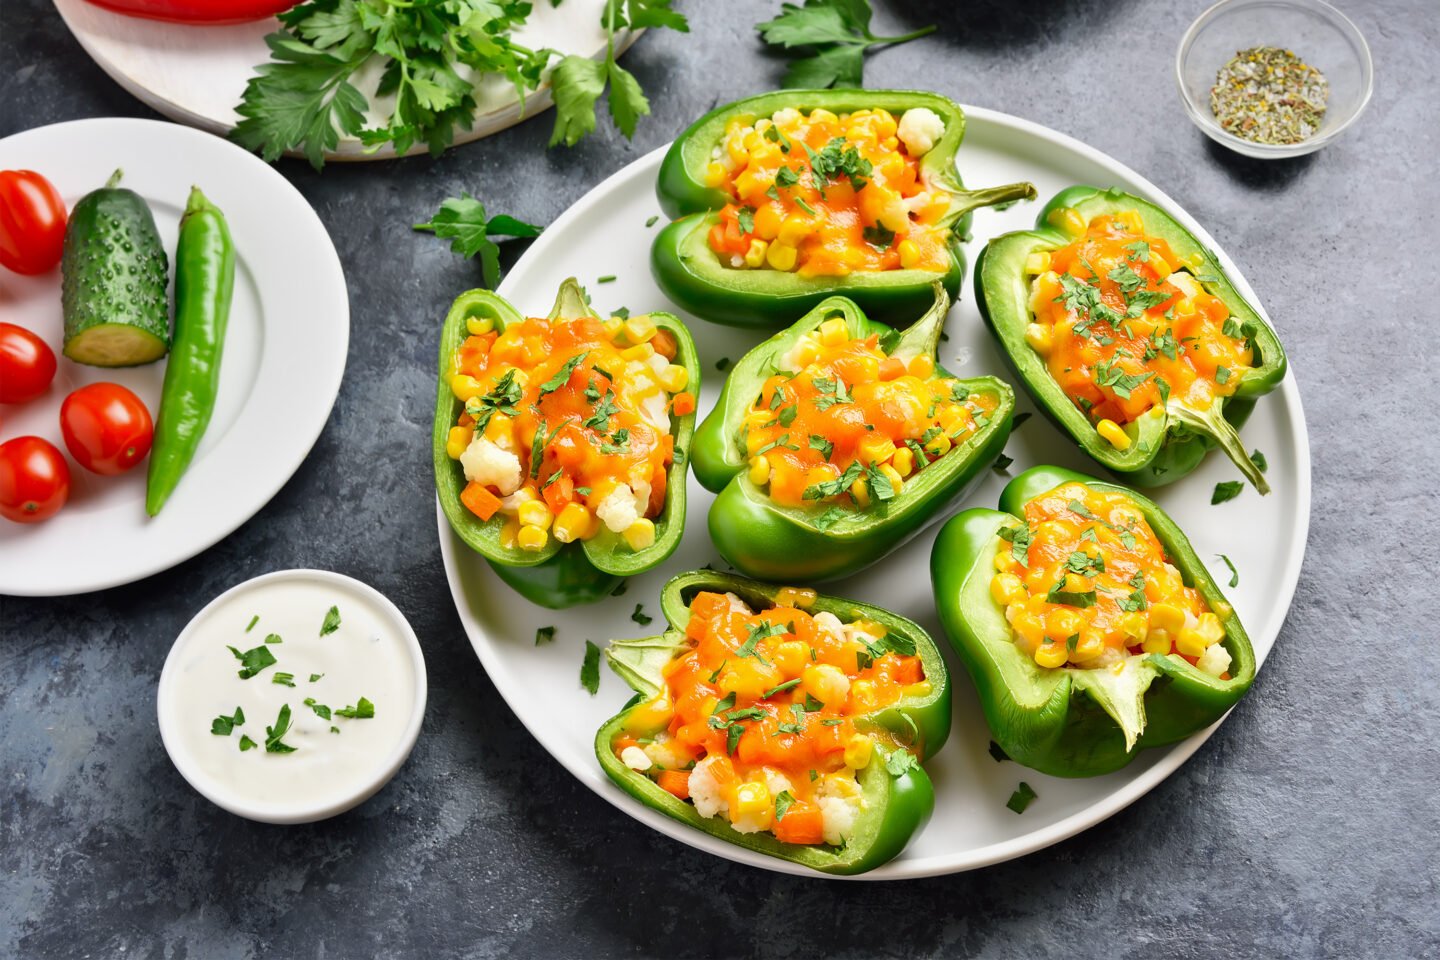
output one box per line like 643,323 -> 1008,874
2,0 -> 1437,956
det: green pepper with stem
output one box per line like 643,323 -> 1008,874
433,279 -> 699,608
652,90 -> 1035,328
146,186 -> 235,516
691,283 -> 1013,582
596,570 -> 949,875
975,185 -> 1286,491
930,465 -> 1256,777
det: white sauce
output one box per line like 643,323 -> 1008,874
159,575 -> 419,817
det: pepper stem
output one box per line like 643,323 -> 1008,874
1168,401 -> 1269,495
104,169 -> 123,189
947,180 -> 1038,219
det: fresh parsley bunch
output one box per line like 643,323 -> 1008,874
757,0 -> 935,88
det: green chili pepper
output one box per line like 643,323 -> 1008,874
433,279 -> 700,609
595,570 -> 950,875
146,187 -> 235,516
975,185 -> 1287,491
651,90 -> 1036,328
929,465 -> 1256,778
691,283 -> 1013,582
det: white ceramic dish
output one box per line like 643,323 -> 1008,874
0,118 -> 348,596
157,569 -> 427,824
436,107 -> 1311,878
52,0 -> 638,162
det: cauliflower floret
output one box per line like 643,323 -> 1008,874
815,772 -> 863,845
459,436 -> 521,496
1196,642 -> 1233,678
499,488 -> 535,512
688,756 -> 730,820
620,746 -> 652,771
643,734 -> 690,770
761,767 -> 793,799
772,107 -> 802,130
596,483 -> 640,533
842,620 -> 882,649
812,611 -> 846,642
723,592 -> 753,615
897,106 -> 944,157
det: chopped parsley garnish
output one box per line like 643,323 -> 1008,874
584,389 -> 621,430
1120,571 -> 1149,612
716,357 -> 732,372
272,672 -> 297,688
320,605 -> 342,636
997,522 -> 1032,567
580,640 -> 601,695
811,506 -> 847,532
227,644 -> 277,680
210,706 -> 245,737
774,790 -> 797,820
530,417 -> 573,478
1094,360 -> 1154,400
646,215 -> 659,228
264,704 -> 297,754
865,463 -> 896,502
803,460 -> 864,502
611,581 -> 628,597
1211,481 -> 1244,505
862,223 -> 895,249
465,370 -> 523,433
309,673 -> 324,683
334,697 -> 375,719
794,195 -> 819,217
539,352 -> 589,397
808,434 -> 835,460
303,698 -> 332,721
1064,550 -> 1105,577
726,724 -> 744,755
1107,262 -> 1145,293
775,164 -> 800,188
264,633 -> 282,644
776,403 -> 799,427
245,615 -> 259,633
993,452 -> 1014,472
596,274 -> 616,284
535,625 -> 556,645
763,678 -> 802,699
1250,448 -> 1268,473
884,748 -> 919,776
1215,365 -> 1232,385
238,735 -> 257,752
1046,577 -> 1098,608
737,207 -> 756,234
631,604 -> 653,626
1006,781 -> 1038,814
737,621 -> 786,658
1217,553 -> 1240,588
1124,239 -> 1151,262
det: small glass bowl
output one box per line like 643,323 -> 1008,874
1176,0 -> 1373,159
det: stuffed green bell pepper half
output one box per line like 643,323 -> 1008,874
597,570 -> 950,875
652,89 -> 1036,328
691,283 -> 1013,582
930,465 -> 1256,777
976,185 -> 1286,490
434,279 -> 700,608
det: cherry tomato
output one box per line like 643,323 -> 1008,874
0,436 -> 70,523
60,382 -> 154,476
0,170 -> 67,275
0,323 -> 58,404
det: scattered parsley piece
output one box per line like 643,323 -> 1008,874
320,605 -> 341,637
597,274 -> 617,284
998,522 -> 1032,567
763,678 -> 802,699
1212,481 -> 1244,505
1046,577 -> 1097,608
211,707 -> 245,737
757,0 -> 937,89
238,735 -> 258,752
1250,449 -> 1268,473
1006,781 -> 1037,814
645,215 -> 659,227
227,644 -> 277,680
631,604 -> 653,626
580,640 -> 601,695
304,698 -> 332,721
264,704 -> 297,754
811,506 -> 847,532
263,633 -> 282,644
309,673 -> 323,683
334,697 -> 375,719
272,672 -> 297,688
884,748 -> 919,776
245,615 -> 259,633
414,193 -> 544,289
774,790 -> 797,820
535,626 -> 556,646
1217,553 -> 1240,588
726,723 -> 744,755
540,353 -> 589,397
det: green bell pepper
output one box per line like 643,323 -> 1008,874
929,465 -> 1256,777
595,569 -> 950,875
976,185 -> 1286,491
652,89 -> 1036,328
433,279 -> 699,608
692,284 -> 1013,582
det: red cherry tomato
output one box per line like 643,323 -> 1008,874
0,323 -> 58,404
60,383 -> 154,476
80,0 -> 296,24
0,436 -> 70,523
0,170 -> 67,276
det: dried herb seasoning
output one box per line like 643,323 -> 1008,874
1210,46 -> 1329,145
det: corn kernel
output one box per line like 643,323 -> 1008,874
1024,251 -> 1052,274
753,203 -> 783,240
553,503 -> 593,543
849,679 -> 877,711
897,239 -> 922,269
879,463 -> 904,491
1025,322 -> 1053,354
790,338 -> 820,368
766,242 -> 798,272
1119,612 -> 1148,640
843,735 -> 874,770
881,135 -> 899,150
465,314 -> 495,336
774,586 -> 817,609
623,519 -> 655,551
1097,419 -> 1131,450
892,447 -> 915,477
858,435 -> 897,465
991,572 -> 1026,606
1142,628 -> 1172,655
659,364 -> 689,393
725,137 -> 748,166
1149,251 -> 1172,279
446,425 -> 473,460
1046,206 -> 1086,237
600,317 -> 624,342
1072,631 -> 1106,661
849,477 -> 871,508
1117,209 -> 1145,233
743,238 -> 769,268
908,355 -> 934,379
748,454 -> 771,486
802,663 -> 850,705
902,680 -> 932,698
517,524 -> 548,552
819,316 -> 849,346
518,500 -> 552,531
623,693 -> 674,735
1034,640 -> 1069,668
622,343 -> 655,362
1150,603 -> 1186,634
925,432 -> 952,457
704,161 -> 728,187
773,640 -> 809,676
483,413 -> 514,447
778,215 -> 814,246
993,548 -> 1017,572
1176,628 -> 1210,658
622,314 -> 655,344
450,374 -> 484,402
1012,611 -> 1045,648
732,781 -> 771,823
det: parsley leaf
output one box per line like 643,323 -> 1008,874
539,353 -> 589,398
334,697 -> 375,719
227,644 -> 277,680
580,640 -> 601,695
884,748 -> 919,776
774,790 -> 797,820
1250,449 -> 1268,473
1212,481 -> 1244,505
630,604 -> 653,626
1006,781 -> 1037,814
238,735 -> 258,752
320,605 -> 341,636
264,704 -> 297,754
1217,553 -> 1240,588
414,193 -> 543,290
535,626 -> 556,646
211,707 -> 245,737
997,522 -> 1032,567
756,0 -> 936,89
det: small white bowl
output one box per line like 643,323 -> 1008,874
157,569 -> 427,824
1175,0 -> 1373,159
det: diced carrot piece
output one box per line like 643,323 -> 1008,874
773,802 -> 825,845
542,474 -> 573,513
708,224 -> 728,254
657,770 -> 691,800
672,392 -> 696,416
878,356 -> 906,381
460,482 -> 502,521
652,329 -> 678,360
612,735 -> 639,754
893,656 -> 924,685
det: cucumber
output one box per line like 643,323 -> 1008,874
61,169 -> 170,367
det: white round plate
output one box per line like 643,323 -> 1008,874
53,0 -> 638,162
436,108 -> 1311,878
0,118 -> 348,596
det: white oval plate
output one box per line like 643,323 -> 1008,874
436,107 -> 1311,878
53,0 -> 637,162
0,118 -> 347,596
